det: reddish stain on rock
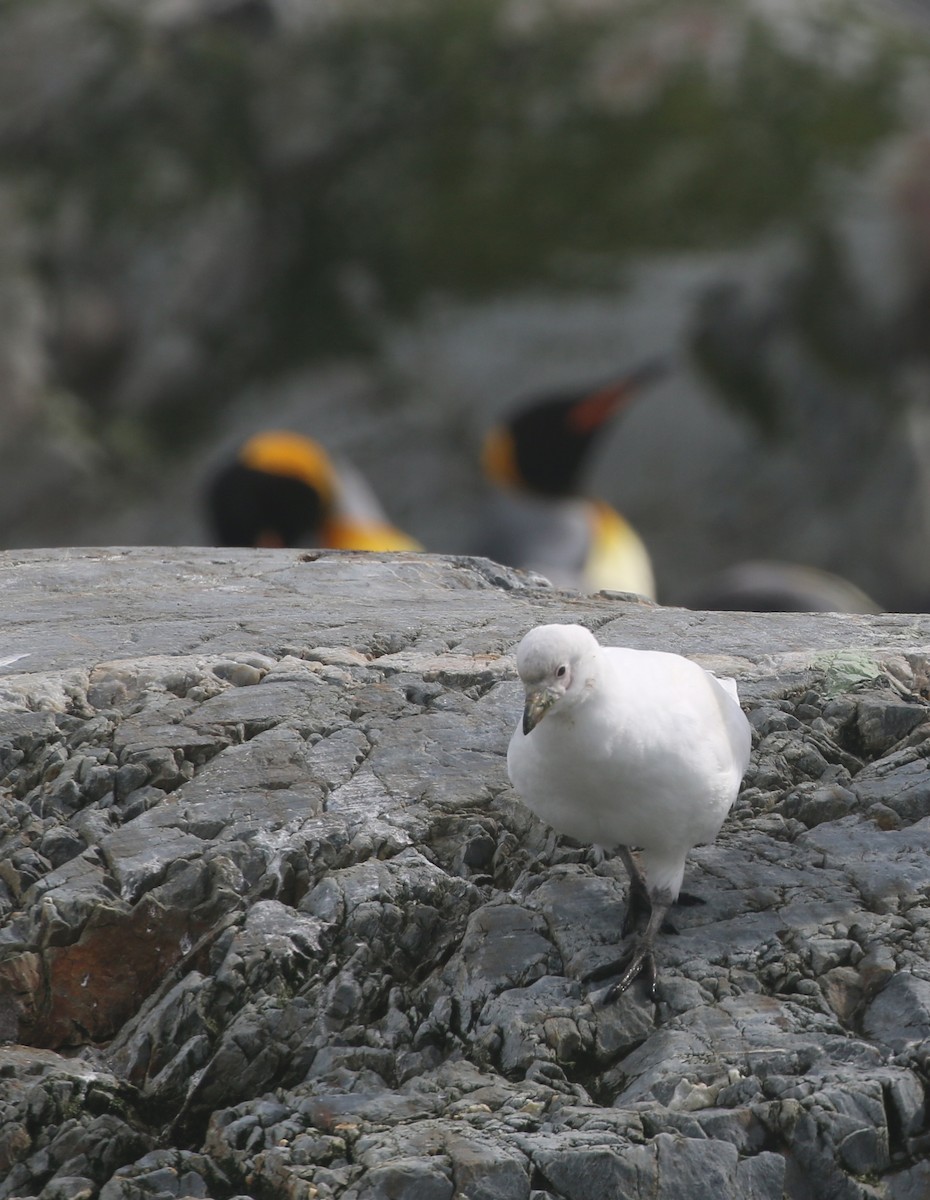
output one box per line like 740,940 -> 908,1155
7,896 -> 215,1048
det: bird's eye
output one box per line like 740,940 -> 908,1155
556,665 -> 567,678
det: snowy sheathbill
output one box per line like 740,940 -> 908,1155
507,623 -> 752,1001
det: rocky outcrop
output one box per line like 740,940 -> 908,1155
2,547 -> 930,1199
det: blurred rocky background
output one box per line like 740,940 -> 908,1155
4,0 -> 930,605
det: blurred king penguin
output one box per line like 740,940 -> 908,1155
478,362 -> 663,597
685,560 -> 883,614
207,431 -> 421,551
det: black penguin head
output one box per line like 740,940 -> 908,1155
485,360 -> 667,498
207,461 -> 327,547
206,431 -> 336,548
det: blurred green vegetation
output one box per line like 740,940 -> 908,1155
0,0 -> 922,435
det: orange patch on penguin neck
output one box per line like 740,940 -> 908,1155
481,425 -> 522,488
239,431 -> 336,505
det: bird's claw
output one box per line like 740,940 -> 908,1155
603,941 -> 658,1003
582,940 -> 659,1003
582,957 -> 624,984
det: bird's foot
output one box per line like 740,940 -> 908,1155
676,890 -> 705,908
582,956 -> 626,985
594,882 -> 672,1004
582,939 -> 659,1003
603,938 -> 658,1003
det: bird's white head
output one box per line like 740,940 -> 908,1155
514,623 -> 601,734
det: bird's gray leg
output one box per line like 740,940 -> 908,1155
603,887 -> 675,1004
582,850 -> 679,997
617,845 -> 651,936
617,845 -> 678,935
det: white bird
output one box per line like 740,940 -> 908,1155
507,623 -> 752,1001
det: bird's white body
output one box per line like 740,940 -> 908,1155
507,625 -> 751,899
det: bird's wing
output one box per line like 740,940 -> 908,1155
714,675 -> 740,703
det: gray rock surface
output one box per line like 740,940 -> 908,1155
2,547 -> 930,1199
